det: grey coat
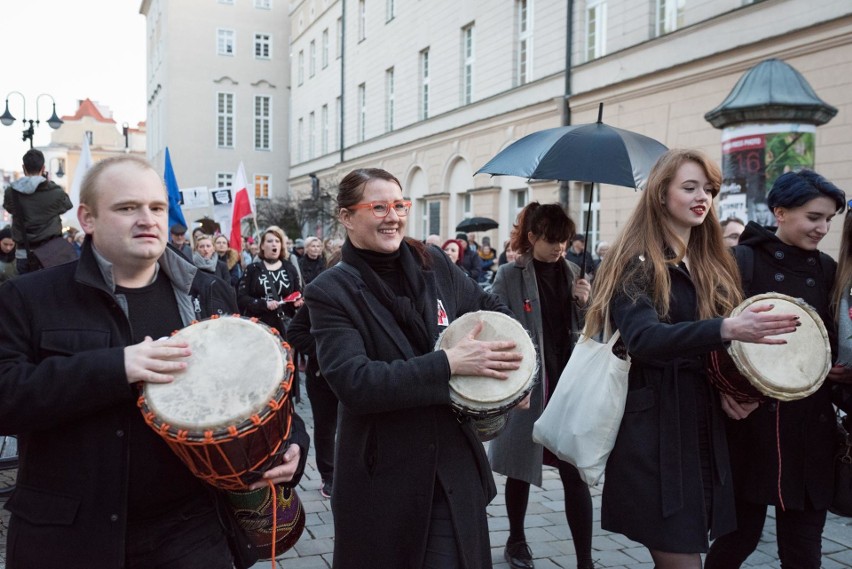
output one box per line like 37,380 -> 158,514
487,254 -> 582,486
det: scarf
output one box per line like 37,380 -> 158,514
192,251 -> 218,273
341,238 -> 433,355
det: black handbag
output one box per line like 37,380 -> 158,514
830,411 -> 852,517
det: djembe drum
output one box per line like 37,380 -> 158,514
435,311 -> 538,440
137,315 -> 304,559
707,293 -> 831,402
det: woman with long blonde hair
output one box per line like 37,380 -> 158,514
587,149 -> 799,568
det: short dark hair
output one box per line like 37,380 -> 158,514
22,149 -> 45,175
720,216 -> 745,229
767,170 -> 845,213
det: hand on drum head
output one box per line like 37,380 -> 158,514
720,303 -> 800,345
124,336 -> 191,385
443,321 -> 524,380
720,393 -> 759,420
249,443 -> 302,490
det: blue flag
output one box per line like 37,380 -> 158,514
164,147 -> 187,230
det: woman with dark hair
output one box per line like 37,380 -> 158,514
237,225 -> 303,332
487,202 -> 593,569
706,170 -> 847,569
213,234 -> 243,288
585,149 -> 798,569
304,167 -> 523,569
0,227 -> 17,283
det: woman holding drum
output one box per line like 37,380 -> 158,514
705,170 -> 846,569
304,168 -> 523,569
584,149 -> 799,569
487,202 -> 594,569
238,225 -> 304,332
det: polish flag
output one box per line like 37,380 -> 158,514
229,162 -> 253,251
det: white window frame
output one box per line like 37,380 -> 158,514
386,0 -> 395,21
254,33 -> 271,59
517,0 -> 532,85
655,0 -> 685,36
336,17 -> 343,59
322,28 -> 330,68
298,50 -> 305,85
309,40 -> 317,77
335,96 -> 342,150
385,67 -> 395,132
511,188 -> 528,219
420,48 -> 430,120
321,104 -> 329,155
217,92 -> 234,148
254,0 -> 271,8
308,111 -> 316,159
585,0 -> 607,61
579,182 -> 601,249
217,172 -> 233,188
217,28 -> 235,56
254,95 -> 271,151
358,83 -> 367,142
297,117 -> 304,162
358,0 -> 366,41
462,24 -> 475,105
254,174 -> 271,199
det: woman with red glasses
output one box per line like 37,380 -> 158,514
304,168 -> 523,569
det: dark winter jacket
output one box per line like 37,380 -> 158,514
305,244 -> 507,569
726,222 -> 838,510
3,176 -> 72,247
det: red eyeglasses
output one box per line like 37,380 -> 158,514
348,200 -> 412,218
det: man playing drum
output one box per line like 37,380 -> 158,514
0,155 -> 309,569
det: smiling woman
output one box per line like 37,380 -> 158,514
304,167 -> 522,569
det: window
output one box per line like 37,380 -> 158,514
254,174 -> 270,199
217,29 -> 235,56
309,111 -> 316,158
219,0 -> 234,4
580,182 -> 600,248
427,201 -> 441,236
385,67 -> 395,132
511,188 -> 528,218
321,104 -> 329,155
335,96 -> 342,150
358,83 -> 366,142
254,33 -> 271,59
254,0 -> 271,8
336,17 -> 343,59
420,48 -> 430,120
309,40 -> 316,77
297,117 -> 304,162
462,24 -> 474,105
254,95 -> 271,151
298,50 -> 304,85
322,28 -> 329,68
656,0 -> 685,36
517,0 -> 532,84
586,0 -> 607,61
217,92 -> 234,148
358,0 -> 366,41
460,193 -> 472,218
386,0 -> 395,21
217,172 -> 233,188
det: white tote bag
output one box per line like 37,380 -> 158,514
532,330 -> 630,486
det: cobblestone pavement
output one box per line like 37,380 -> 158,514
2,384 -> 851,568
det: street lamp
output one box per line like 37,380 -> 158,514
122,122 -> 130,152
49,157 -> 65,179
0,92 -> 64,148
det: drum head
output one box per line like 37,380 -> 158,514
144,317 -> 286,430
728,293 -> 830,401
435,311 -> 537,414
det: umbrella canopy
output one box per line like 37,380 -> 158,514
476,104 -> 667,190
456,216 -> 499,233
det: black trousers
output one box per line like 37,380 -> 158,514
705,500 -> 827,569
305,364 -> 339,483
422,482 -> 462,569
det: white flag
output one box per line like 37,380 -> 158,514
65,134 -> 94,228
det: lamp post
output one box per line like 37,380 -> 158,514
49,157 -> 65,180
0,92 -> 64,148
122,122 -> 130,152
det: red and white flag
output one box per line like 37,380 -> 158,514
229,162 -> 253,251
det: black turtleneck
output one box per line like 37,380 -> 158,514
353,246 -> 408,298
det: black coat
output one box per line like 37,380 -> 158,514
0,242 -> 308,568
601,260 -> 736,552
304,246 -> 507,569
727,222 -> 837,510
237,259 -> 302,331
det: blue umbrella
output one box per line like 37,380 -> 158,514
476,103 -> 668,271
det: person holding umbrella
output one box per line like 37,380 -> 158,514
488,202 -> 593,569
582,149 -> 799,568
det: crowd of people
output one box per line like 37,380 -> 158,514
0,148 -> 851,569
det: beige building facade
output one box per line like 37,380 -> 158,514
288,0 -> 852,255
140,0 -> 291,229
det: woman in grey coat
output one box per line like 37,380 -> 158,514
488,202 -> 593,569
